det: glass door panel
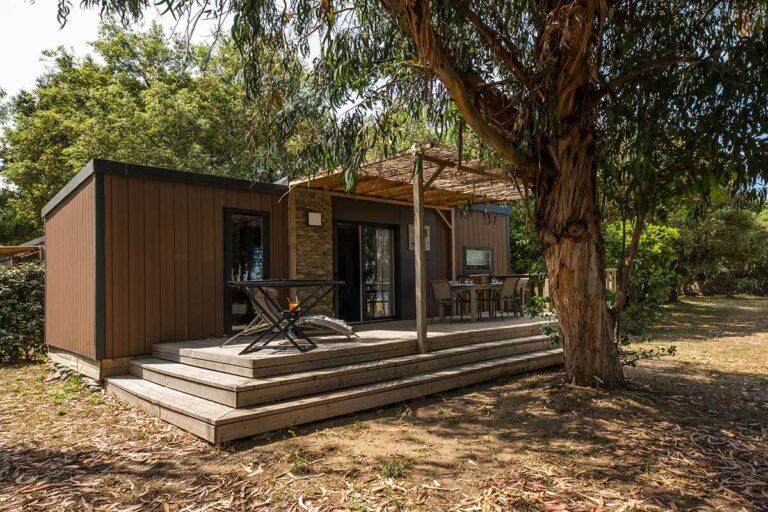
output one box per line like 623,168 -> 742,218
226,211 -> 266,332
362,226 -> 396,320
334,223 -> 362,323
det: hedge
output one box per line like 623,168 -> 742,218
0,263 -> 45,363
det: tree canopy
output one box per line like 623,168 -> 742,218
0,21 -> 326,240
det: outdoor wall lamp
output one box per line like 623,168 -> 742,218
307,211 -> 322,226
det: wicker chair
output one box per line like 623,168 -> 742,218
430,280 -> 468,321
495,277 -> 521,318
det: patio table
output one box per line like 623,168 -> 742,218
225,279 -> 343,354
450,282 -> 503,321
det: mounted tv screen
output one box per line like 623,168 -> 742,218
464,247 -> 493,273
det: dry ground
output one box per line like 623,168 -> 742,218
1,296 -> 766,511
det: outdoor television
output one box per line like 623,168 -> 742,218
463,246 -> 493,274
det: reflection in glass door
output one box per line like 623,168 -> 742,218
334,223 -> 397,323
225,210 -> 267,332
362,226 -> 396,320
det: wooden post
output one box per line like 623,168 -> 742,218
450,208 -> 457,281
413,158 -> 428,353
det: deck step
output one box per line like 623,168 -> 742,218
151,320 -> 552,378
107,347 -> 563,443
131,335 -> 552,407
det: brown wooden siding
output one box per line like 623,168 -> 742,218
45,177 -> 96,358
455,209 -> 509,276
103,174 -> 289,358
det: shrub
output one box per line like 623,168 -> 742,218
0,263 -> 45,363
677,205 -> 768,296
603,222 -> 681,337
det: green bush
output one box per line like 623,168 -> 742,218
507,200 -> 546,276
676,205 -> 768,296
0,263 -> 45,363
604,222 -> 681,337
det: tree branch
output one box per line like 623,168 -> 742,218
609,210 -> 646,317
606,56 -> 699,94
456,3 -> 536,94
381,0 -> 535,176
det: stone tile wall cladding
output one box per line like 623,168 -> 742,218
290,187 -> 334,315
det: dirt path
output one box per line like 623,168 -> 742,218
1,297 -> 766,511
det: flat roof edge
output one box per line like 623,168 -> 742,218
41,161 -> 95,218
470,203 -> 511,215
42,159 -> 288,218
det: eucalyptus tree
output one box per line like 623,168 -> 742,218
56,0 -> 768,388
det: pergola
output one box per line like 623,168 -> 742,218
291,144 -> 524,353
0,245 -> 44,266
293,144 -> 522,208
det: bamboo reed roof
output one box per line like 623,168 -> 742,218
0,246 -> 41,257
291,145 -> 523,207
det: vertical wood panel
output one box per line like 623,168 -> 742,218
85,187 -> 95,348
213,188 -> 226,335
111,176 -> 130,357
200,186 -> 216,337
271,197 -> 287,279
158,181 -> 176,342
144,181 -> 160,351
187,185 -> 203,340
237,190 -> 251,211
103,175 -> 113,357
128,178 -> 146,356
454,210 -> 509,276
173,183 -> 189,340
249,190 -> 263,212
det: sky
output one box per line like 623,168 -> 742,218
0,0 -> 227,98
0,0 -> 229,189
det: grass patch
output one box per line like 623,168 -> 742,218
278,442 -> 314,475
349,420 -> 371,432
379,456 -> 407,478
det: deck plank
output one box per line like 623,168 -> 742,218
108,348 -> 563,443
151,318 -> 552,374
134,335 -> 552,406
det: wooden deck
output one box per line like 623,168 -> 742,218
106,317 -> 562,443
150,317 -> 549,376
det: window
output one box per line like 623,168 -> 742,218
464,247 -> 493,274
225,209 -> 268,332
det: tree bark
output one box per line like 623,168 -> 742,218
530,0 -> 625,388
535,135 -> 625,388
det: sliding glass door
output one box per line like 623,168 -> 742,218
362,226 -> 395,320
334,223 -> 397,322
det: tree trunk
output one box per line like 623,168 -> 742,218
535,138 -> 625,388
529,0 -> 624,388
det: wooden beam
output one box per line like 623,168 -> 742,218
436,209 -> 452,229
424,164 -> 447,190
413,161 -> 428,354
324,190 -> 453,211
422,154 -> 520,186
450,208 -> 457,281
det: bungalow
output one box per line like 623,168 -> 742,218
43,146 -> 563,442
